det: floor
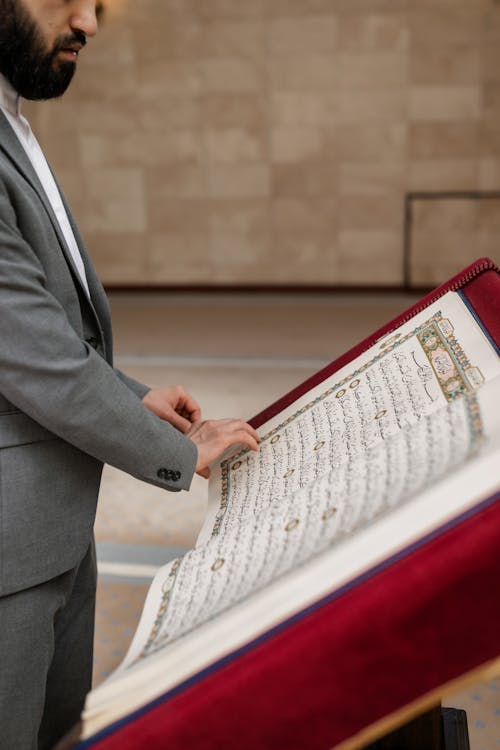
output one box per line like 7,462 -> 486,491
93,291 -> 500,749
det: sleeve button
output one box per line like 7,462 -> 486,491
157,468 -> 181,482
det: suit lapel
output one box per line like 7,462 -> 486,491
58,186 -> 114,361
0,111 -> 112,359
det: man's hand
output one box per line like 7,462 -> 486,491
186,419 -> 260,478
142,386 -> 201,433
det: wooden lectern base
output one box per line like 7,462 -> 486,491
364,707 -> 470,750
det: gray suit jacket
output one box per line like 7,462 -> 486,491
0,111 -> 197,596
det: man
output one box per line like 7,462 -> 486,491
0,2 -> 260,748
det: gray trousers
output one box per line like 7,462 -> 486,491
0,543 -> 97,750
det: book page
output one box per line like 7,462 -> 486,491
199,291 -> 499,544
117,393 -> 484,669
113,291 -> 499,672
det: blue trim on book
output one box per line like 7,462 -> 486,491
458,289 -> 500,356
77,490 -> 500,748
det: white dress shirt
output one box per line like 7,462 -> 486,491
0,73 -> 90,297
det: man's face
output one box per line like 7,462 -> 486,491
0,0 -> 97,100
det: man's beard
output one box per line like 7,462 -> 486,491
0,0 -> 85,100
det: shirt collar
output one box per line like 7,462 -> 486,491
0,73 -> 22,117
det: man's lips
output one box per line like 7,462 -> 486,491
58,44 -> 83,60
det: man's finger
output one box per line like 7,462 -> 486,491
179,392 -> 202,421
230,431 -> 260,453
165,409 -> 192,433
228,421 -> 260,444
179,403 -> 201,423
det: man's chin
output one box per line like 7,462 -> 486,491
22,82 -> 74,100
22,66 -> 76,100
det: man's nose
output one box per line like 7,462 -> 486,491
70,0 -> 98,39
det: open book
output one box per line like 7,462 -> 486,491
78,261 -> 500,749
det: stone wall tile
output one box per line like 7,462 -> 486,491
410,231 -> 497,286
137,61 -> 201,97
482,44 -> 500,87
409,44 -> 481,85
338,194 -> 404,230
31,99 -> 137,138
194,0 -> 267,20
200,20 -> 266,60
132,20 -> 202,62
151,131 -> 203,166
338,230 -> 403,284
479,159 -> 500,190
269,55 -> 339,91
268,0 -> 338,16
262,233 -> 339,285
136,96 -> 201,131
200,94 -> 266,129
413,199 -> 477,232
267,16 -> 337,56
209,199 -> 270,235
149,232 -> 212,281
70,64 -> 137,100
338,163 -> 406,195
207,164 -> 271,198
409,8 -> 482,47
338,12 -> 408,52
409,86 -> 481,121
268,0 -> 408,12
270,92 -> 336,128
272,161 -> 338,197
148,198 -> 211,233
85,232 -> 149,284
76,102 -> 141,134
83,168 -> 146,233
409,123 -> 479,159
415,0 -> 489,7
483,84 -> 500,127
337,90 -> 407,123
333,123 -> 407,162
201,58 -> 265,93
203,127 -> 267,163
479,124 -> 500,158
483,5 -> 500,43
80,131 -> 201,168
271,197 -> 337,234
208,231 -> 270,278
337,53 -> 407,89
82,24 -> 135,67
481,19 -> 500,82
145,165 -> 206,200
477,198 -> 500,230
408,160 -> 478,190
36,132 -> 80,169
271,127 -> 327,163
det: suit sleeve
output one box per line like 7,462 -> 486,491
114,368 -> 151,400
0,188 -> 197,492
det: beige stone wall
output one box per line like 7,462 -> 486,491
25,0 -> 500,287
